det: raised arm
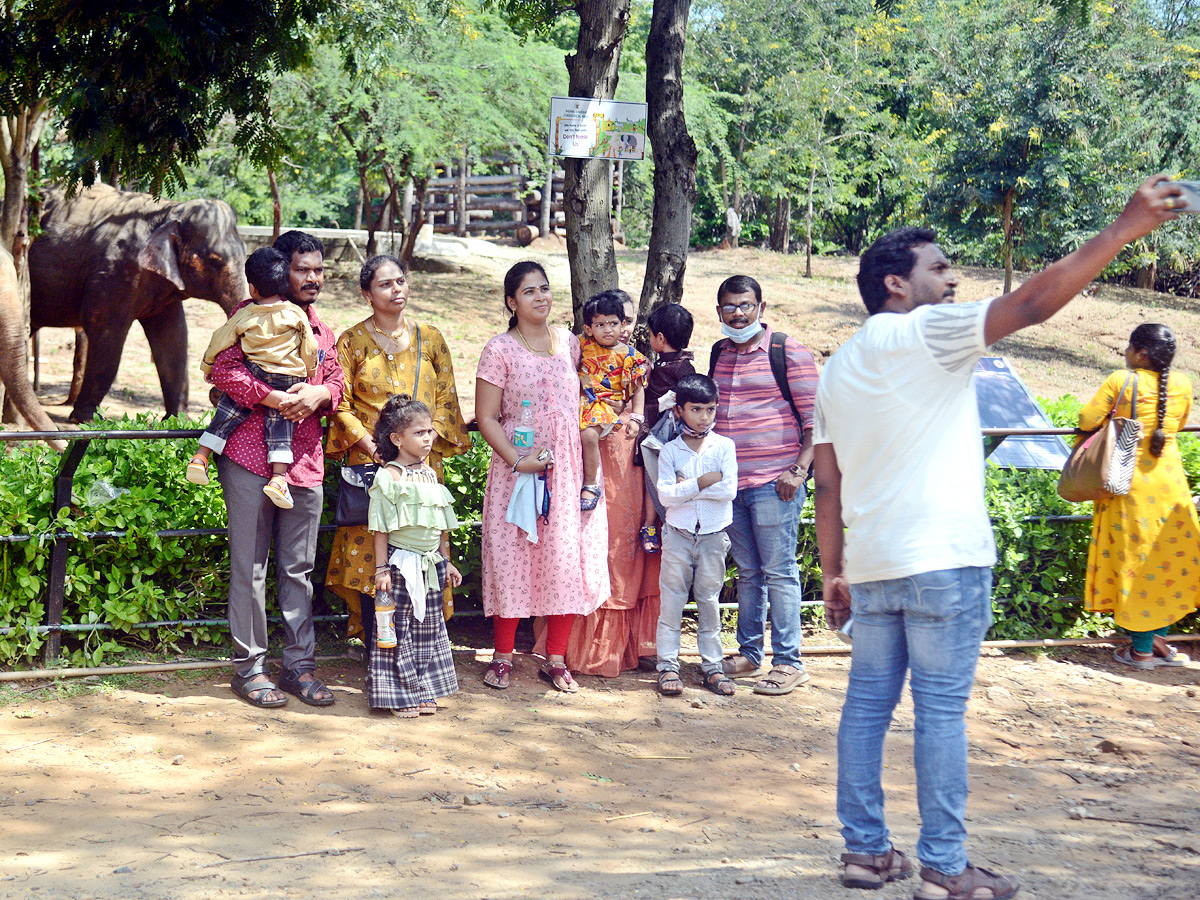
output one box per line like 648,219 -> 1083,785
984,175 -> 1183,346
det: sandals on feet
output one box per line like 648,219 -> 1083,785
539,662 -> 580,693
753,663 -> 812,695
483,658 -> 512,690
418,701 -> 438,715
231,673 -> 288,708
839,846 -> 913,889
580,484 -> 602,511
701,671 -> 736,696
186,454 -> 210,485
1113,647 -> 1157,670
657,670 -> 684,696
263,474 -> 295,510
277,669 -> 335,706
721,655 -> 765,677
913,864 -> 1020,900
639,525 -> 661,553
392,707 -> 420,719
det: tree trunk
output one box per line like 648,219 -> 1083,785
1001,188 -> 1014,294
563,0 -> 630,332
539,156 -> 553,237
804,161 -> 817,278
456,148 -> 468,238
769,195 -> 791,253
637,0 -> 697,328
400,177 -> 429,264
268,167 -> 281,243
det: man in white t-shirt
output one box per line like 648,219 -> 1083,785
812,176 -> 1183,900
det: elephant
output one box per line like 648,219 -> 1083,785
0,245 -> 66,449
29,184 -> 247,422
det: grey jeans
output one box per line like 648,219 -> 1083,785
656,525 -> 730,675
216,455 -> 321,678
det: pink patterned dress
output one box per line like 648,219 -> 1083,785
477,329 -> 610,618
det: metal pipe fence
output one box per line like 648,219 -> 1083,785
3,425 -> 1198,667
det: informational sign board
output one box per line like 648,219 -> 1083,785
974,356 -> 1071,469
549,96 -> 647,160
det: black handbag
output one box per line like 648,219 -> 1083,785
334,463 -> 379,527
332,325 -> 422,528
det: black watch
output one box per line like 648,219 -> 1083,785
788,464 -> 804,476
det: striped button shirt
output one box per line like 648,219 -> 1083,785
712,325 -> 819,490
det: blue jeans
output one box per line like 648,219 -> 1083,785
726,480 -> 804,669
837,566 -> 992,876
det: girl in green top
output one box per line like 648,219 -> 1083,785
368,395 -> 461,717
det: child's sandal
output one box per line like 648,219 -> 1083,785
580,484 -> 602,511
263,474 -> 295,510
639,525 -> 661,554
185,454 -> 210,485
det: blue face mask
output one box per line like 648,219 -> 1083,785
720,319 -> 764,342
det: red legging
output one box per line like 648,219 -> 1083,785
493,615 -> 574,658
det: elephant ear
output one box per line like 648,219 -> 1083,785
137,220 -> 185,290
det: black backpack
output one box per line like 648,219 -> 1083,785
708,331 -> 804,427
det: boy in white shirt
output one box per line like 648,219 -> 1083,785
654,374 -> 738,696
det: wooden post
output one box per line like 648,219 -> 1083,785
615,160 -> 624,242
456,149 -> 468,237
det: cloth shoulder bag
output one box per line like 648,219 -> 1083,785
1057,372 -> 1143,502
333,325 -> 422,528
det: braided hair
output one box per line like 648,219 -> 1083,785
1129,323 -> 1176,457
373,394 -> 433,463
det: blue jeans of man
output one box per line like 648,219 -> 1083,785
837,566 -> 993,876
726,480 -> 804,669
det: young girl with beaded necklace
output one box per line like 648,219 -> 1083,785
1080,323 -> 1200,669
368,394 -> 461,717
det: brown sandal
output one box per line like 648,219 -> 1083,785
483,658 -> 512,690
914,864 -> 1020,900
839,846 -> 913,889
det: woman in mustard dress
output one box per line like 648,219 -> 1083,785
325,255 -> 470,653
1081,324 -> 1200,668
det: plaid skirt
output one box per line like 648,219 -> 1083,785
368,558 -> 459,709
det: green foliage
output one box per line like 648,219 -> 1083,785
440,432 -> 492,606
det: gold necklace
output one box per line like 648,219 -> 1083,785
370,316 -> 408,340
515,324 -> 555,356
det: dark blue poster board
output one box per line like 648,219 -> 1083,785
974,356 -> 1071,469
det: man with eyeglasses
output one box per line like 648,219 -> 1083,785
709,274 -> 819,695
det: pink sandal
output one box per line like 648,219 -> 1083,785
483,658 -> 512,690
538,662 -> 579,693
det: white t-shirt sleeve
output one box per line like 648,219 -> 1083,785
917,298 -> 994,377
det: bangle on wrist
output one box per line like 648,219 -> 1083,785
628,413 -> 645,423
511,456 -> 521,472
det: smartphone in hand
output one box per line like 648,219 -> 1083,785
1176,181 -> 1200,213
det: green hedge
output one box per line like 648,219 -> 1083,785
1,402 -> 1197,666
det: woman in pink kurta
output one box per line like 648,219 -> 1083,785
475,261 -> 609,693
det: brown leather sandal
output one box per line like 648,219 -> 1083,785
839,846 -> 913,889
914,864 -> 1020,900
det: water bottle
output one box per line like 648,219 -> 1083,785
513,400 -> 536,455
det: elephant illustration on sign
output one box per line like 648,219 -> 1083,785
30,184 -> 247,422
0,245 -> 66,449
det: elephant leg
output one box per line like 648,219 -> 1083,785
70,321 -> 133,423
140,303 -> 189,417
67,328 -> 86,405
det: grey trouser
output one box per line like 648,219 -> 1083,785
216,455 -> 321,678
657,525 -> 731,675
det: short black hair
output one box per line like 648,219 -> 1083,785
674,373 -> 719,406
717,274 -> 762,306
857,227 -> 937,315
274,229 -> 325,261
582,290 -> 628,326
244,247 -> 289,298
646,303 -> 693,351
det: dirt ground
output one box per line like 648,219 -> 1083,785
7,241 -> 1200,898
3,636 -> 1199,900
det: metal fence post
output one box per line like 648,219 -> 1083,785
43,438 -> 91,665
